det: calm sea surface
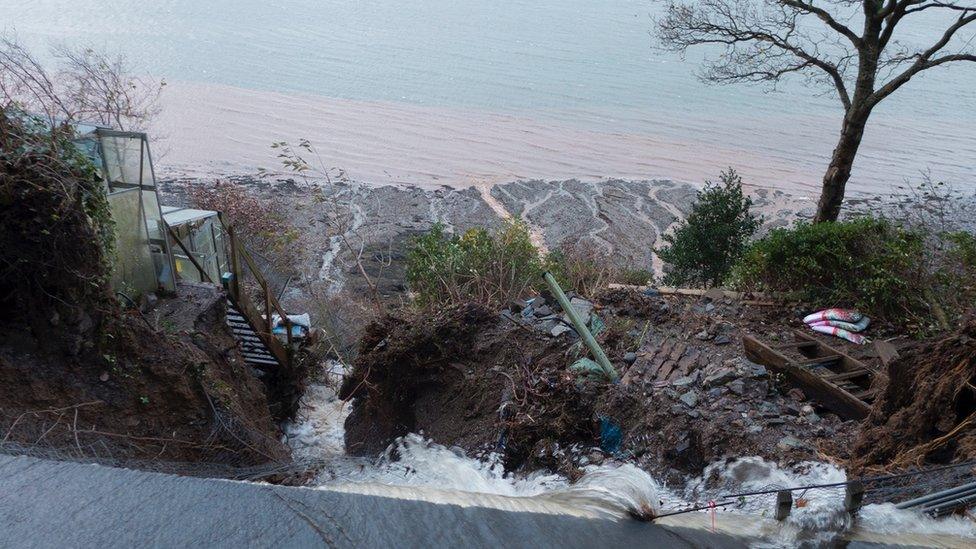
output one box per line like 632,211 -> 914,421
4,1 -> 975,194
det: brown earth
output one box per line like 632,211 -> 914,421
0,283 -> 289,466
852,316 -> 976,472
338,303 -> 594,468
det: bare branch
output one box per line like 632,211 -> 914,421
0,34 -> 163,132
781,0 -> 863,46
871,8 -> 976,104
656,1 -> 854,108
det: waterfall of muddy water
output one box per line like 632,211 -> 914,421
286,377 -> 976,546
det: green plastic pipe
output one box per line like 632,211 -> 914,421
543,271 -> 617,381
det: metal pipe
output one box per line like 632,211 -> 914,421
921,491 -> 976,516
917,486 -> 976,511
542,272 -> 617,381
895,480 -> 976,509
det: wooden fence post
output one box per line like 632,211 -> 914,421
775,490 -> 793,521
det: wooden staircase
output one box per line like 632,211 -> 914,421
226,304 -> 279,368
167,217 -> 294,371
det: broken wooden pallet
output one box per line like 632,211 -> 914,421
742,331 -> 882,420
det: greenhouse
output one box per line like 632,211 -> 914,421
161,206 -> 229,284
74,127 -> 176,298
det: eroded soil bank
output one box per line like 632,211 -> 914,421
854,318 -> 976,471
0,283 -> 291,465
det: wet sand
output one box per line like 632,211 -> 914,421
153,82 -> 794,191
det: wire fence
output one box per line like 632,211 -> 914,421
0,400 -> 294,478
2,404 -> 975,518
660,459 -> 976,518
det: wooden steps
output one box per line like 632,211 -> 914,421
743,331 -> 882,420
226,304 -> 280,367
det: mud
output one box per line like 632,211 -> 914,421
338,303 -> 594,468
0,282 -> 289,465
853,317 -> 976,471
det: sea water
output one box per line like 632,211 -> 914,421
3,1 -> 975,193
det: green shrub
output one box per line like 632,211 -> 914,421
545,241 -> 653,296
730,217 -> 926,319
655,168 -> 761,287
406,219 -> 545,309
0,110 -> 115,315
614,267 -> 655,287
944,231 -> 976,271
929,230 -> 976,326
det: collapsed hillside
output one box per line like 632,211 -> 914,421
340,290 -> 864,483
854,317 -> 976,470
0,283 -> 289,464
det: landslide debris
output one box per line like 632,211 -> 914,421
340,288 -> 861,480
0,283 -> 290,465
339,303 -> 596,468
853,317 -> 976,470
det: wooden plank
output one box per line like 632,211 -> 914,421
646,339 -> 674,380
657,342 -> 686,381
825,370 -> 870,382
743,335 -> 871,420
774,341 -> 817,351
606,284 -> 792,301
798,355 -> 841,365
793,330 -> 878,378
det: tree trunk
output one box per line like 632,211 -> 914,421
814,106 -> 872,223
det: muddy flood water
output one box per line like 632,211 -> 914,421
283,376 -> 976,547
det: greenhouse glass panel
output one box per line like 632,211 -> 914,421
107,188 -> 157,297
100,135 -> 144,191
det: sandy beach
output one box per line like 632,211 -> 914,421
153,82 -> 974,198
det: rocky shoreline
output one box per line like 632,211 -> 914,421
157,174 -> 814,302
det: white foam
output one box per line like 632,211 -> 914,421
287,381 -> 976,544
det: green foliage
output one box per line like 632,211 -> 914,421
614,268 -> 654,287
0,109 -> 115,313
406,219 -> 545,309
655,168 -> 762,287
730,217 -> 926,320
944,231 -> 976,271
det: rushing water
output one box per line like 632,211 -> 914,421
4,1 -> 975,193
285,381 -> 976,546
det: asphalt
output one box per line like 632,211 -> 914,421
0,454 -> 747,548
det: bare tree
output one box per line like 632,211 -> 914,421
0,34 -> 163,132
655,1 -> 976,222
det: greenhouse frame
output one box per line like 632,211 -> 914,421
75,127 -> 176,298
